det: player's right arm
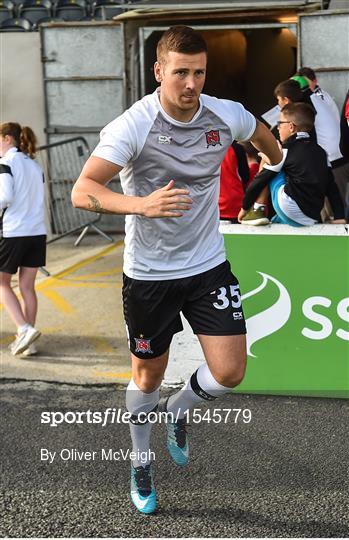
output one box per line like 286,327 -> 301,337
71,156 -> 192,218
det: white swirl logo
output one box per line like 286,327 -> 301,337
242,272 -> 291,358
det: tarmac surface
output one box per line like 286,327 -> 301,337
1,381 -> 348,538
1,233 -> 349,538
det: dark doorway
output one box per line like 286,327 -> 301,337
143,26 -> 297,119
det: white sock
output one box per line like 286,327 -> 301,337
17,323 -> 30,335
166,363 -> 232,419
253,202 -> 265,210
126,378 -> 160,467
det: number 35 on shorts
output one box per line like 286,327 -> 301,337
210,285 -> 242,310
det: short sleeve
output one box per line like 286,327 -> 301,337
92,113 -> 138,168
230,101 -> 257,142
204,96 -> 257,142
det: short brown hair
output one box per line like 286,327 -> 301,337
156,25 -> 207,64
274,79 -> 303,103
281,102 -> 315,132
297,67 -> 316,81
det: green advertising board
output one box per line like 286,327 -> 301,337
223,226 -> 349,399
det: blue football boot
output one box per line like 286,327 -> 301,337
167,417 -> 189,466
130,463 -> 156,514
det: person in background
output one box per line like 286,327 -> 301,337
238,103 -> 346,227
274,79 -> 312,108
296,67 -> 340,117
219,141 -> 249,223
275,77 -> 349,214
0,123 -> 46,356
296,68 -> 349,207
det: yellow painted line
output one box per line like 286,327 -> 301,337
51,280 -> 119,289
40,324 -> 66,333
93,371 -> 132,379
0,335 -> 13,346
88,337 -> 115,354
1,242 -> 123,308
40,289 -> 76,314
38,240 -> 124,291
66,268 -> 123,280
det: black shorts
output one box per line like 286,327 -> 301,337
0,235 -> 46,274
122,260 -> 246,359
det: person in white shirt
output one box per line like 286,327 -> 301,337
72,25 -> 282,515
296,68 -> 349,208
297,67 -> 339,117
0,123 -> 46,356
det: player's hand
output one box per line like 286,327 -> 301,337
258,152 -> 271,166
140,180 -> 193,218
238,208 -> 247,223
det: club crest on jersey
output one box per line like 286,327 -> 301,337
134,337 -> 153,354
205,129 -> 222,148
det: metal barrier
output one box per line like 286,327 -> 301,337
37,137 -> 114,246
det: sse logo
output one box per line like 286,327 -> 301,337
243,272 -> 348,358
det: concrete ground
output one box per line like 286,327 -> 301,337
1,234 -> 132,385
1,232 -> 349,538
1,381 -> 348,538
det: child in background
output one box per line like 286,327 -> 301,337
238,103 -> 345,226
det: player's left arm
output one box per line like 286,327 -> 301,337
249,120 -> 283,167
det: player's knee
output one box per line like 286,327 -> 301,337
214,356 -> 246,388
133,367 -> 164,393
135,376 -> 163,393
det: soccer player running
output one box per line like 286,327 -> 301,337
72,26 -> 282,514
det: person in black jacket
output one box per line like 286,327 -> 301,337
238,102 -> 346,226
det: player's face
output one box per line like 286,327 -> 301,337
155,51 -> 207,122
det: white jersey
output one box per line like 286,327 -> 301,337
0,147 -> 46,237
93,89 -> 256,280
310,89 -> 342,162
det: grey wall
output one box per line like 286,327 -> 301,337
1,33 -> 46,145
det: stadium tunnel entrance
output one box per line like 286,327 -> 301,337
140,25 -> 297,118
